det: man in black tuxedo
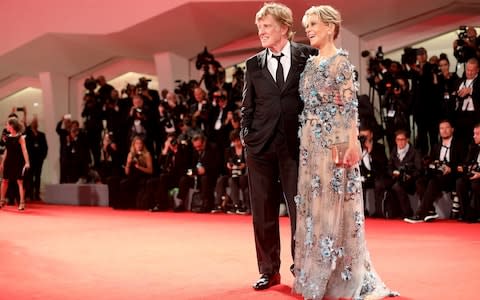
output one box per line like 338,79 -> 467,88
240,2 -> 317,291
405,120 -> 465,223
358,125 -> 388,217
176,133 -> 220,212
455,123 -> 480,222
25,118 -> 48,200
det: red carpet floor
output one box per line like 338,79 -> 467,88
0,203 -> 479,300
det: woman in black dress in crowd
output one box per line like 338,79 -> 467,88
0,117 -> 30,210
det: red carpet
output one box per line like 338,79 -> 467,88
0,203 -> 479,300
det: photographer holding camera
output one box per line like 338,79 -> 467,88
114,136 -> 153,209
136,77 -> 161,113
195,47 -> 223,95
455,123 -> 480,222
190,87 -> 211,132
212,129 -> 249,214
149,133 -> 192,212
358,124 -> 388,217
405,120 -> 464,223
96,76 -> 114,105
127,94 -> 155,154
435,55 -> 460,120
407,47 -> 439,156
453,26 -> 480,65
382,77 -> 412,150
176,133 -> 221,212
387,130 -> 422,218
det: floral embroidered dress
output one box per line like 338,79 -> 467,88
292,49 -> 398,300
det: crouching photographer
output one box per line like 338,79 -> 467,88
149,133 -> 192,212
405,120 -> 464,223
386,130 -> 422,218
176,133 -> 221,212
358,124 -> 388,217
212,130 -> 250,214
454,124 -> 480,222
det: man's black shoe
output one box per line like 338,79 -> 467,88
173,205 -> 185,212
404,215 -> 424,224
211,205 -> 224,213
252,273 -> 280,290
149,205 -> 161,212
424,211 -> 439,222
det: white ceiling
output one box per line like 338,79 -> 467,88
0,0 -> 479,84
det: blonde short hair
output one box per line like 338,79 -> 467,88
255,2 -> 294,40
302,5 -> 341,40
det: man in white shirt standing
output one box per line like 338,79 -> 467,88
454,57 -> 480,145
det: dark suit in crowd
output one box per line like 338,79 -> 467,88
25,125 -> 48,200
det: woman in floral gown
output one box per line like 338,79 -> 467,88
292,6 -> 399,300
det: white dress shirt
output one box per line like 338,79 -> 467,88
439,137 -> 452,162
267,41 -> 291,83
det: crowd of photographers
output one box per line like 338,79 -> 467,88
55,27 -> 480,222
359,26 -> 480,223
56,50 -> 249,214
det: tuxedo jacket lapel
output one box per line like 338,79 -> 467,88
257,50 -> 277,87
284,42 -> 307,92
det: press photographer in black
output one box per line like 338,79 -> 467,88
387,130 -> 422,218
405,120 -> 464,223
212,129 -> 249,214
149,133 -> 191,212
408,47 -> 438,156
358,124 -> 388,217
195,47 -> 223,95
453,26 -> 480,64
455,124 -> 480,222
435,54 -> 460,120
136,77 -> 161,112
176,133 -> 220,212
127,94 -> 155,154
382,77 -> 412,150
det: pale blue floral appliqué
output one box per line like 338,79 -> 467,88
353,211 -> 364,237
311,175 -> 321,197
301,148 -> 308,166
346,168 -> 362,195
305,216 -> 313,247
294,194 -> 303,207
360,271 -> 377,296
341,265 -> 353,281
330,168 -> 345,193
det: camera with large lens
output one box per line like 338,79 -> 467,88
195,47 -> 221,71
464,162 -> 480,178
230,158 -> 243,178
393,164 -> 411,183
427,160 -> 447,176
84,76 -> 98,92
400,47 -> 418,66
454,26 -> 470,63
361,46 -> 384,79
131,152 -> 142,167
